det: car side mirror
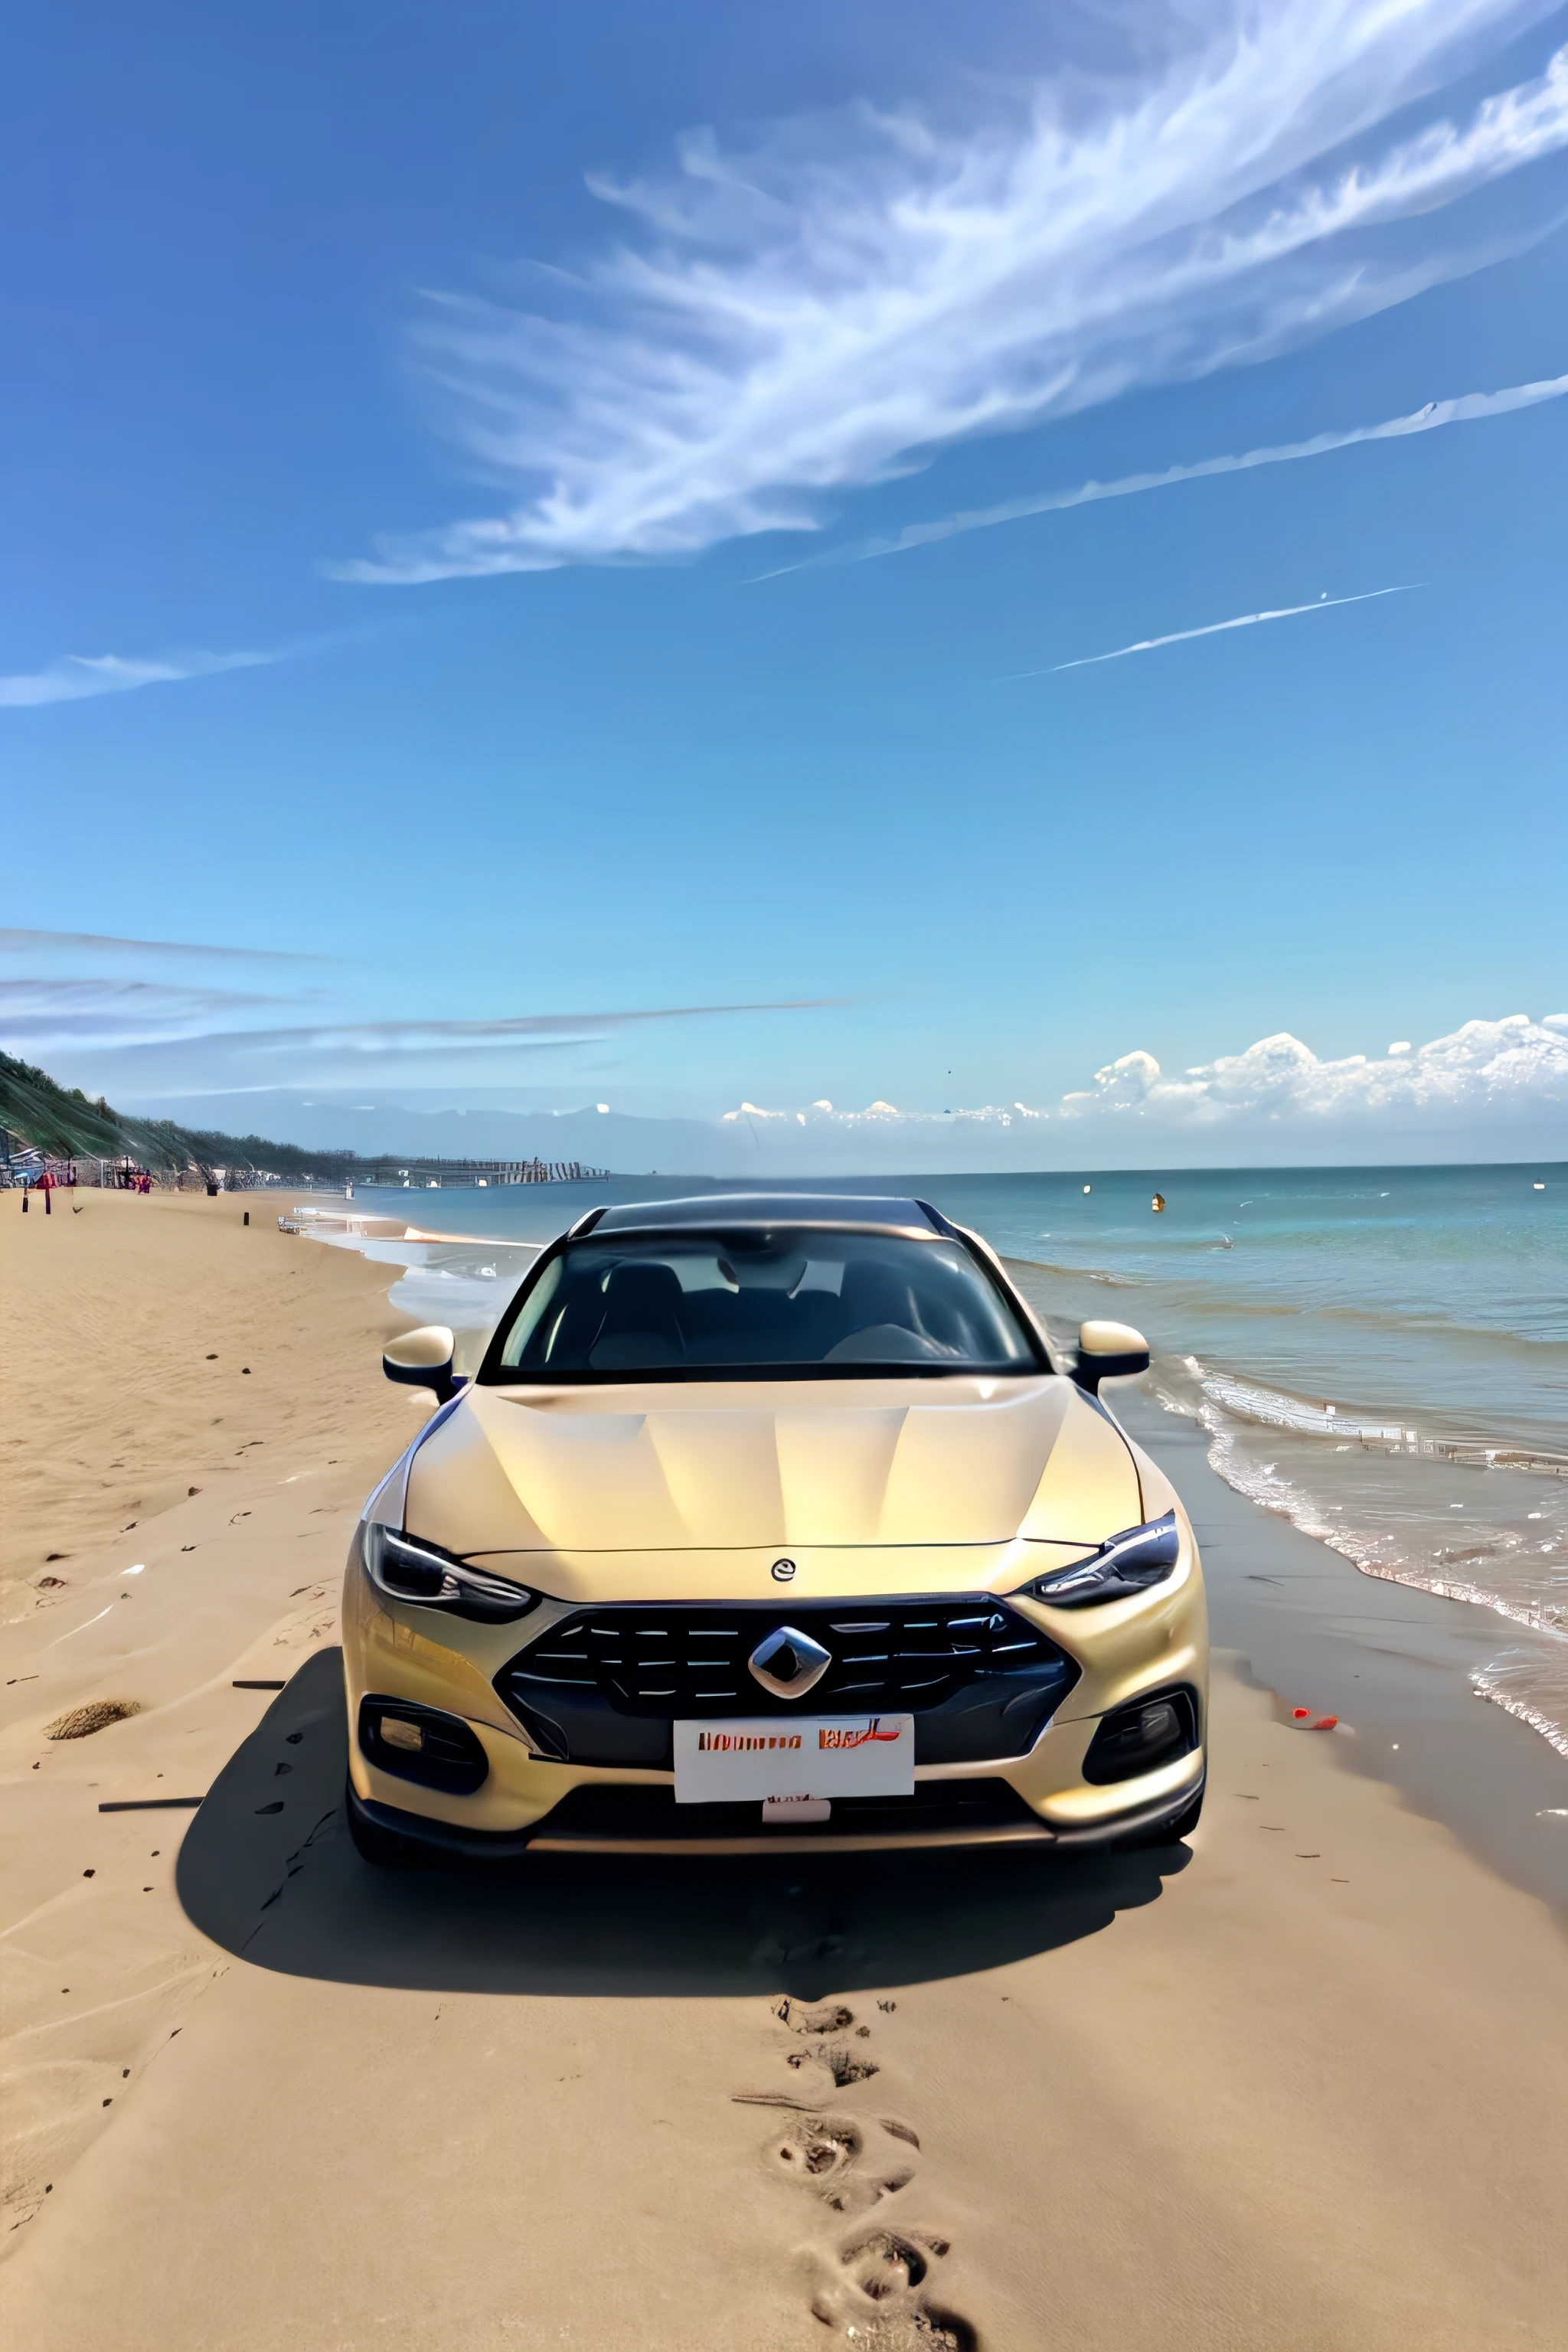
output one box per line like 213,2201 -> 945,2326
1073,1318 -> 1151,1394
383,1325 -> 461,1403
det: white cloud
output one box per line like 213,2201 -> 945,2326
0,926 -> 329,963
720,1016 -> 1568,1144
1009,583 -> 1419,674
337,5 -> 1568,582
2,990 -> 835,1089
0,647 -> 284,710
757,371 -> 1568,577
0,978 -> 283,1053
1060,1016 -> 1568,1125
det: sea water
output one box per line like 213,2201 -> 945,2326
312,1162 -> 1566,1755
944,1166 -> 1568,1763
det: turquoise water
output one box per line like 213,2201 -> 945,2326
926,1165 -> 1568,1449
313,1161 -> 1567,1753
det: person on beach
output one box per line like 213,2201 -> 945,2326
38,1168 -> 54,1214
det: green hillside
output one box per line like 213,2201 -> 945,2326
0,1050 -> 348,1181
1,1052 -> 138,1159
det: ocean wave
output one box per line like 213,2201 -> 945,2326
1148,1351 -> 1568,1753
1197,1368 -> 1406,1442
1175,1359 -> 1568,1473
1472,1655 -> 1568,1762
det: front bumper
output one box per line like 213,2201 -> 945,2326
348,1756 -> 1205,1859
344,1664 -> 1207,1857
341,1501 -> 1208,1857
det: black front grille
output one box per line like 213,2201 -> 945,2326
502,1599 -> 1063,1717
495,1596 -> 1079,1770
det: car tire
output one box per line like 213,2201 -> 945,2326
345,1782 -> 430,1868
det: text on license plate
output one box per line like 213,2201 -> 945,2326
673,1714 -> 915,1804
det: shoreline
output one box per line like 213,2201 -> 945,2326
3,1189 -> 1566,2346
1115,1388 -> 1568,1918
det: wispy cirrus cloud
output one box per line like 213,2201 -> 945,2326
1007,583 -> 1421,677
753,372 -> 1568,578
0,927 -> 332,964
2,990 -> 840,1079
0,978 -> 282,1054
335,5 -> 1568,583
199,1001 -> 843,1060
0,647 -> 284,710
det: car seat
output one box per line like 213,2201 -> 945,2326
587,1261 -> 687,1370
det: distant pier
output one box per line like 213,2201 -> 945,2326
2,1148 -> 609,1193
362,1158 -> 607,1189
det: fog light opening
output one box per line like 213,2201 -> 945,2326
1083,1686 -> 1199,1785
358,1695 -> 489,1795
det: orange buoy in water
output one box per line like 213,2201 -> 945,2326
1152,1191 -> 1165,1212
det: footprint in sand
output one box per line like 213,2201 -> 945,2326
766,2115 -> 917,2216
746,2001 -> 976,2345
786,2041 -> 880,2089
769,2115 -> 861,2185
827,2306 -> 975,2350
812,2226 -> 972,2346
841,2227 -> 942,2300
776,1998 -> 856,2037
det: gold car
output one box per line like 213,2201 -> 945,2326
343,1194 -> 1207,1862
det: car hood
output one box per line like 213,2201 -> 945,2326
402,1374 -> 1143,1560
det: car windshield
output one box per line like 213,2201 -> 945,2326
488,1228 -> 1040,1380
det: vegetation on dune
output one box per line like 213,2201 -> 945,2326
0,1053 -> 129,1158
44,1699 -> 144,1740
2,1050 -> 603,1186
0,1049 -> 354,1181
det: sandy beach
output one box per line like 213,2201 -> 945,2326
3,1189 -> 1566,2350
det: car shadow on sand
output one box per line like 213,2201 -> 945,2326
177,1650 -> 1190,1998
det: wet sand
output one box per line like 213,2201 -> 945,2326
2,1190 -> 1566,2348
1116,1389 -> 1568,1918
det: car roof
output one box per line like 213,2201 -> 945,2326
590,1191 -> 946,1237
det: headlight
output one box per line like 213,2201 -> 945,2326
1022,1511 -> 1180,1607
361,1522 -> 539,1624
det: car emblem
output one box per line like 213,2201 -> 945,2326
748,1625 -> 831,1700
770,1557 -> 796,1583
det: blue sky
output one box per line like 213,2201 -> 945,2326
3,1 -> 1566,1165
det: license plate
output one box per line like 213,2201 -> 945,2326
673,1714 -> 916,1805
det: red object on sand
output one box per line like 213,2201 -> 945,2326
1315,1716 -> 1339,1731
1292,1707 -> 1312,1720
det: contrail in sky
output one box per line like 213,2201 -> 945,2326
751,374 -> 1568,580
1005,585 -> 1423,678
